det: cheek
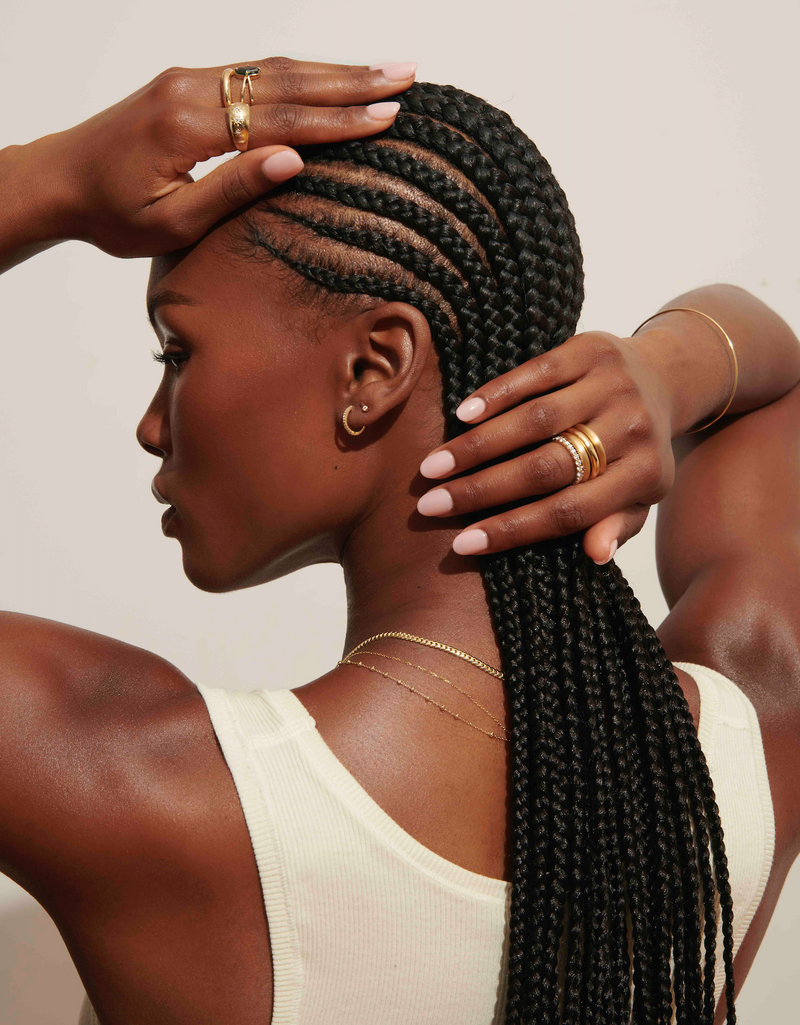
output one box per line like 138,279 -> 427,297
168,363 -> 360,580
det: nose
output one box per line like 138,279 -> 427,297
136,394 -> 170,459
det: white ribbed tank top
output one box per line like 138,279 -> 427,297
78,662 -> 774,1024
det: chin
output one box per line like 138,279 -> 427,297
179,536 -> 330,594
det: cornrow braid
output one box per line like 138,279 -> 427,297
236,81 -> 736,1024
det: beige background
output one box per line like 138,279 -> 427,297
1,0 -> 798,1020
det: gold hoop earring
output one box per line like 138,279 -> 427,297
342,404 -> 368,437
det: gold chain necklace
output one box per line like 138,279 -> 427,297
338,632 -> 508,743
343,631 -> 505,680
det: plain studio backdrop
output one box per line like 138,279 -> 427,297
1,0 -> 798,1020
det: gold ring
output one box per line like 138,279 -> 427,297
221,67 -> 258,152
572,423 -> 607,474
552,435 -> 585,484
562,430 -> 594,481
564,427 -> 600,479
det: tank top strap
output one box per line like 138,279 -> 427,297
195,683 -> 317,749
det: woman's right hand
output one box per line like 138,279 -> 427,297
416,330 -> 679,564
9,57 -> 416,260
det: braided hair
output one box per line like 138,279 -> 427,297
233,83 -> 736,1024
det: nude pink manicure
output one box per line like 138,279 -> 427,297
456,396 -> 486,422
366,101 -> 401,121
417,489 -> 454,516
262,151 -> 304,181
369,61 -> 418,81
452,529 -> 489,555
419,450 -> 456,479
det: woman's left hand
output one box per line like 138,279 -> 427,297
416,331 -> 676,564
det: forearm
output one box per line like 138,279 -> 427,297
0,137 -> 75,274
631,283 -> 800,437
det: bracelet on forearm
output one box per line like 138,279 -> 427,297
631,306 -> 739,434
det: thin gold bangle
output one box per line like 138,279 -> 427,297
631,306 -> 739,434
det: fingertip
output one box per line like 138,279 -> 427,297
262,149 -> 304,182
456,396 -> 486,422
592,538 -> 618,565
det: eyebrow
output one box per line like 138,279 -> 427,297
146,288 -> 202,330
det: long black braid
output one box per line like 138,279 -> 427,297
234,82 -> 736,1024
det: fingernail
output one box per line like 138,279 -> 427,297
366,101 -> 401,121
369,61 -> 418,81
419,450 -> 456,478
456,396 -> 486,422
417,489 -> 454,516
262,150 -> 304,181
594,538 -> 618,565
452,529 -> 489,556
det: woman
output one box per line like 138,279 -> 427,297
1,57 -> 798,1025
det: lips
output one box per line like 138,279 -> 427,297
151,479 -> 170,505
161,506 -> 177,532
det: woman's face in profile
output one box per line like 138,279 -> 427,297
138,225 -> 375,593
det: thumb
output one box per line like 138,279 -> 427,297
161,146 -> 304,239
583,504 -> 651,565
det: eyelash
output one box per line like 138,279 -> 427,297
152,350 -> 189,371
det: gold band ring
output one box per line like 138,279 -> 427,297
221,66 -> 261,152
572,423 -> 607,474
564,428 -> 600,478
551,423 -> 607,485
560,430 -> 592,479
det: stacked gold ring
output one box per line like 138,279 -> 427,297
221,65 -> 261,152
551,423 -> 607,485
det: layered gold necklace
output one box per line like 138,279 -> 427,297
339,631 -> 508,743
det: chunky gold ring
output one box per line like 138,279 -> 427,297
572,422 -> 607,474
221,66 -> 260,152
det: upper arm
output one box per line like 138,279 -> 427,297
0,611 -> 198,904
656,381 -> 800,682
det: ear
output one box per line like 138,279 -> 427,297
337,302 -> 434,435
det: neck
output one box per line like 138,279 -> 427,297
340,481 -> 502,674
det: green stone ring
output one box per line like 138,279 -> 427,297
234,66 -> 261,77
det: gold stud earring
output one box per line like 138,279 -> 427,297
343,405 -> 367,436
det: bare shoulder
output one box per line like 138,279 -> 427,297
0,611 -> 278,1023
0,610 -> 210,901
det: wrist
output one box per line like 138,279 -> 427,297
0,134 -> 79,268
630,311 -> 733,437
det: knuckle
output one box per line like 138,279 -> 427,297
153,102 -> 194,143
269,72 -> 311,104
522,401 -> 557,438
489,375 -> 514,406
153,68 -> 192,103
263,55 -> 298,74
456,477 -> 485,510
493,514 -> 525,550
624,408 -> 654,442
550,495 -> 585,536
219,163 -> 255,208
456,429 -> 486,466
531,450 -> 566,490
591,336 -> 624,369
268,102 -> 304,136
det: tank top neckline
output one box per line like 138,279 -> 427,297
264,686 -> 513,902
253,662 -> 742,903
